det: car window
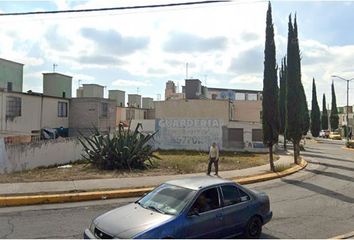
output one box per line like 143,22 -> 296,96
221,185 -> 250,207
190,188 -> 220,214
238,188 -> 251,202
221,185 -> 241,206
139,184 -> 196,215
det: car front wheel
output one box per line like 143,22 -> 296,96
244,216 -> 262,239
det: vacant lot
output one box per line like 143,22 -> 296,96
0,150 -> 278,183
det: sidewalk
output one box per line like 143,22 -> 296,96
0,152 -> 294,196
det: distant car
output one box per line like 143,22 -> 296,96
84,176 -> 272,239
329,131 -> 342,140
319,130 -> 330,138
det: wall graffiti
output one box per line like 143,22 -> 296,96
154,119 -> 223,151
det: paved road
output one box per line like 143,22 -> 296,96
0,141 -> 353,239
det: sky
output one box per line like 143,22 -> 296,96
0,0 -> 354,108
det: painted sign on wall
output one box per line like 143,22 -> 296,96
154,119 -> 222,151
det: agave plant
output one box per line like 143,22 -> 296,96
78,122 -> 159,170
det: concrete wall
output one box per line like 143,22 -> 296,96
226,121 -> 265,152
142,97 -> 154,109
130,119 -> 156,133
69,98 -> 116,136
43,73 -> 72,98
109,90 -> 125,107
185,79 -> 202,99
233,100 -> 262,123
116,107 -> 127,125
0,58 -> 23,92
82,84 -> 104,98
155,99 -> 230,123
0,138 -> 83,173
128,94 -> 142,108
0,92 -> 69,135
42,97 -> 69,128
155,118 -> 223,151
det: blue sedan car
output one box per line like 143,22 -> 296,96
84,176 -> 272,239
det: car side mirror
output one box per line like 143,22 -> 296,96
188,209 -> 200,217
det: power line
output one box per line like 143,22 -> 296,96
0,1 -> 230,17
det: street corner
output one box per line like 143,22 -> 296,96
330,230 -> 354,239
342,146 -> 354,152
234,158 -> 308,185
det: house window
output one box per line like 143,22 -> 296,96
101,102 -> 108,117
252,129 -> 263,141
58,102 -> 68,117
6,96 -> 21,117
228,128 -> 244,142
235,93 -> 246,100
7,82 -> 13,92
247,93 -> 258,101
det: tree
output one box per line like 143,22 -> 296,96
286,15 -> 304,164
262,2 -> 279,172
310,78 -> 321,137
330,82 -> 339,130
321,94 -> 329,130
279,57 -> 287,149
300,85 -> 310,136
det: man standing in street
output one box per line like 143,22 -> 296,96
207,142 -> 219,176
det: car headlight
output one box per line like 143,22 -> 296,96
89,221 -> 96,233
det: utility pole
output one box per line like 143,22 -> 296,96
186,62 -> 189,79
332,75 -> 354,142
53,63 -> 58,72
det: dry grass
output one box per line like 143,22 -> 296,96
0,150 -> 279,183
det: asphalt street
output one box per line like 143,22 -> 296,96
0,141 -> 353,239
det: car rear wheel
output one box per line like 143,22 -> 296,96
244,216 -> 262,239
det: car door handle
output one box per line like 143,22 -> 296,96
216,213 -> 223,219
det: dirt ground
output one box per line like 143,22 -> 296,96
0,151 -> 278,183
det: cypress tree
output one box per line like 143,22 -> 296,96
286,14 -> 303,164
279,57 -> 287,149
262,2 -> 279,172
279,57 -> 287,135
294,16 -> 309,137
310,78 -> 321,137
330,82 -> 339,130
300,85 -> 310,136
321,94 -> 329,130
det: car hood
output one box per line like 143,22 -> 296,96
94,203 -> 174,238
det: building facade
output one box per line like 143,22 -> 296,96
43,72 -> 72,98
0,58 -> 23,92
77,84 -> 104,98
0,91 -> 69,138
109,90 -> 125,107
150,99 -> 263,151
69,98 -> 116,136
128,94 -> 142,108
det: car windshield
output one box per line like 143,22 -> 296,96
137,184 -> 196,216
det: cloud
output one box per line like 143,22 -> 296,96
229,46 -> 263,75
241,32 -> 260,42
112,79 -> 151,87
163,32 -> 227,53
147,68 -> 167,75
45,25 -> 72,51
80,28 -> 149,56
78,54 -> 124,66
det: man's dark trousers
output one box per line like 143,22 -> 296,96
207,157 -> 219,175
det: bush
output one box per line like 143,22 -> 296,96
346,141 -> 354,149
79,123 -> 159,170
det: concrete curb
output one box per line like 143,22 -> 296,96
330,230 -> 354,239
0,159 -> 307,207
342,146 -> 354,152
